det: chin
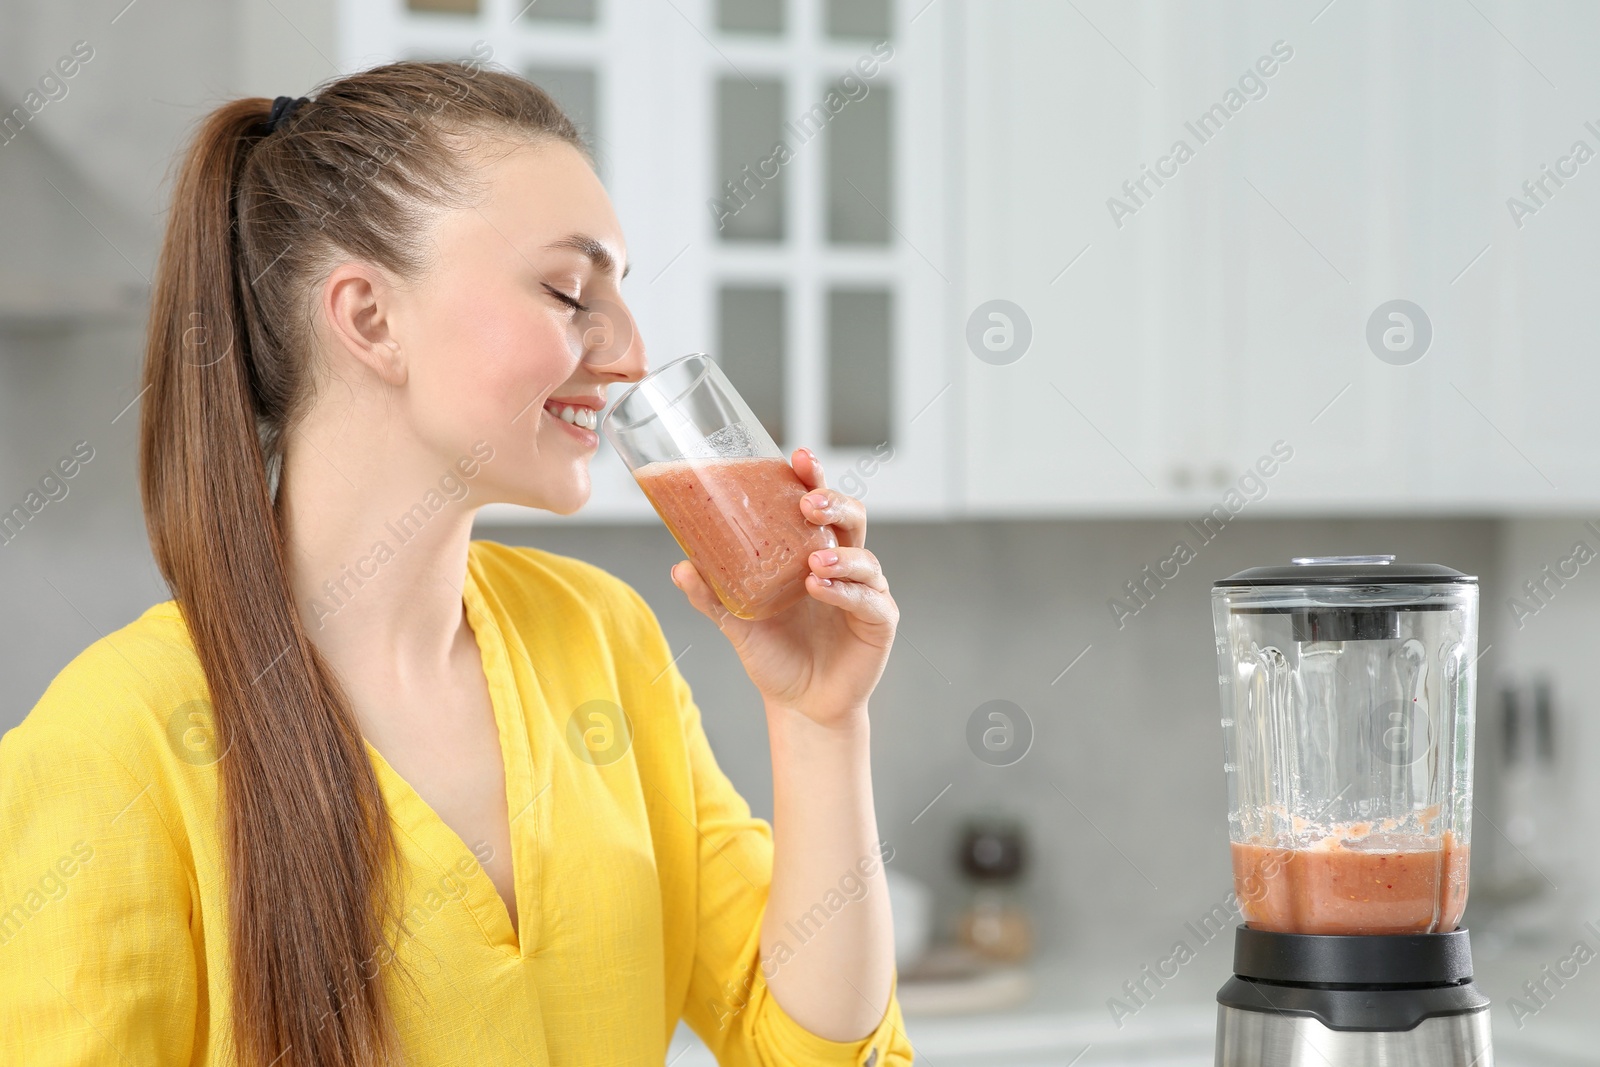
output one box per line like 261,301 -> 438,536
523,479 -> 592,517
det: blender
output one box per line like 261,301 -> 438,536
1211,556 -> 1492,1066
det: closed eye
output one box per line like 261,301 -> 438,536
543,283 -> 590,314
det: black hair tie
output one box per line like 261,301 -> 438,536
265,95 -> 308,134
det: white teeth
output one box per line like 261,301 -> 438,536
549,403 -> 597,430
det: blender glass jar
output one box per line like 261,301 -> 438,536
1212,556 -> 1479,935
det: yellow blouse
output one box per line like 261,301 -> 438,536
0,539 -> 911,1066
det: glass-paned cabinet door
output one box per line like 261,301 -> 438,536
825,0 -> 890,40
339,0 -> 952,522
827,287 -> 892,447
718,285 -> 788,442
824,77 -> 892,244
715,76 -> 788,242
717,0 -> 784,35
516,0 -> 595,22
706,0 -> 953,517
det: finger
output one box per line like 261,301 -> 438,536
670,561 -> 741,630
804,571 -> 898,630
808,546 -> 888,593
800,487 -> 866,550
792,447 -> 826,492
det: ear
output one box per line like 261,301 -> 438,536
322,261 -> 406,386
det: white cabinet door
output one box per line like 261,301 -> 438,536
956,3 -> 1418,514
956,1 -> 1600,515
957,1 -> 1169,515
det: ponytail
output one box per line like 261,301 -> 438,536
139,98 -> 402,1067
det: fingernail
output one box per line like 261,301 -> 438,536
813,550 -> 838,567
815,575 -> 834,587
806,492 -> 830,509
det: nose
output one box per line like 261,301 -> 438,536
582,297 -> 647,386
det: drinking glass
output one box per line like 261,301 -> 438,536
601,353 -> 837,620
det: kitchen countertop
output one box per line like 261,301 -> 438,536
666,935 -> 1600,1065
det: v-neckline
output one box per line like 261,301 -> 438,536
363,542 -> 540,957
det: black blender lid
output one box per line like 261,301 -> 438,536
1215,555 -> 1477,588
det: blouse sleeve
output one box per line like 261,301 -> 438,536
0,712 -> 199,1065
660,657 -> 915,1067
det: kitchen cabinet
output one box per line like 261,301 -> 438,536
956,1 -> 1600,515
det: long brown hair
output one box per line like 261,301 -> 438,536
138,61 -> 588,1067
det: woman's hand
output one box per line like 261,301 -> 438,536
669,447 -> 898,731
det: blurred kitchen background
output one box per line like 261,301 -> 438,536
4,0 -> 1600,1062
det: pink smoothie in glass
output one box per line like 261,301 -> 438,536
636,456 -> 837,620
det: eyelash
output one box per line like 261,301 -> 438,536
544,284 -> 590,314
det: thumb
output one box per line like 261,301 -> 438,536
671,561 -> 730,623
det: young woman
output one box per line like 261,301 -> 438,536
0,62 -> 909,1067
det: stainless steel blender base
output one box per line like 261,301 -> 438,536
1216,1004 -> 1493,1066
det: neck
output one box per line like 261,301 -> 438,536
277,409 -> 478,684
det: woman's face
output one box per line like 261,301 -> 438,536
388,137 -> 647,515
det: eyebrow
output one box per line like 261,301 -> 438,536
543,233 -> 630,281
